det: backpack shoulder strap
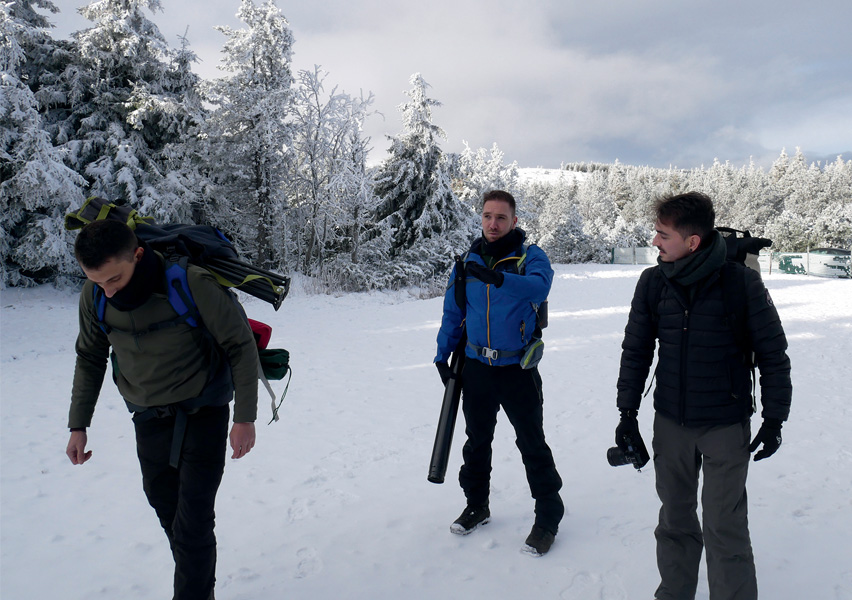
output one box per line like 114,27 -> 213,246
647,267 -> 665,324
453,253 -> 468,313
92,285 -> 110,334
163,255 -> 201,329
720,261 -> 752,364
517,243 -> 529,275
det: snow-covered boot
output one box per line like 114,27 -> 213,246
450,504 -> 490,535
522,524 -> 556,556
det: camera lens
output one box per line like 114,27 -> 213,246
607,446 -> 628,467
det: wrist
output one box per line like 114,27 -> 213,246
619,408 -> 638,420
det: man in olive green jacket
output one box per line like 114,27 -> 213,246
65,219 -> 258,600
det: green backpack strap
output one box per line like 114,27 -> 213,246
64,196 -> 154,231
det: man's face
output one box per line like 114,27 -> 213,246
653,219 -> 699,263
81,247 -> 143,298
481,200 -> 517,243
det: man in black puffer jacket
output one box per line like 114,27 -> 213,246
615,192 -> 791,600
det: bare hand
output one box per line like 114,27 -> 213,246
229,422 -> 256,459
66,430 -> 92,465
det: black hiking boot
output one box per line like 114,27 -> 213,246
522,524 -> 556,556
450,504 -> 490,535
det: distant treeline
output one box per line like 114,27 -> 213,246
3,1 -> 850,293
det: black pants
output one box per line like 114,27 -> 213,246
134,404 -> 229,600
459,359 -> 564,533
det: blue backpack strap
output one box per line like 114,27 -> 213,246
164,255 -> 200,328
91,255 -> 199,335
92,285 -> 110,334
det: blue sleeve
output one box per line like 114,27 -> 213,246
434,264 -> 465,363
498,245 -> 553,303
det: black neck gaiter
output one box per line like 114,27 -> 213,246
107,241 -> 163,312
481,228 -> 525,260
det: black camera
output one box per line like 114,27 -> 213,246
607,432 -> 650,470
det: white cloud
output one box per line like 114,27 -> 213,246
44,0 -> 852,168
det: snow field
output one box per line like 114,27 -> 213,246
1,265 -> 850,599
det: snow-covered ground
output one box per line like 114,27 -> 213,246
2,265 -> 850,600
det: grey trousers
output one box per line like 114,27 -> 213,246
652,414 -> 757,600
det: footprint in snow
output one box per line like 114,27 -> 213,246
294,546 -> 322,579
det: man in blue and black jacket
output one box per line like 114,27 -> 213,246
615,191 -> 792,600
435,190 -> 563,556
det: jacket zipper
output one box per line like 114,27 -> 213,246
679,308 -> 689,424
486,283 -> 492,365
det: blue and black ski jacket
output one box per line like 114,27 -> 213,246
435,231 -> 553,367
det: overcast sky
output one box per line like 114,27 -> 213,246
47,0 -> 852,169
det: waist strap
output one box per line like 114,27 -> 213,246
467,340 -> 524,361
126,366 -> 233,468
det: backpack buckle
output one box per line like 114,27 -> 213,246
480,347 -> 498,360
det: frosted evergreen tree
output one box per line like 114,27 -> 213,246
535,179 -> 590,263
146,31 -> 208,224
453,142 -> 519,209
729,160 -> 778,236
371,73 -> 476,283
201,0 -> 295,269
55,0 -> 198,214
287,66 -> 375,275
1,0 -> 86,287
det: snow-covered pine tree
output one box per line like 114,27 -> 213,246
55,0 -> 197,214
370,73 -> 476,286
201,0 -> 295,269
1,0 -> 86,287
534,178 -> 590,263
139,29 -> 207,224
452,142 -> 519,210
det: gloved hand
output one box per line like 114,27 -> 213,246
466,262 -> 504,287
435,361 -> 453,386
615,408 -> 640,452
748,418 -> 783,461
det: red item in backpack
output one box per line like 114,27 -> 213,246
248,319 -> 272,349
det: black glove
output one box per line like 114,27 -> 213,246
748,418 -> 783,461
615,408 -> 640,452
435,361 -> 453,386
466,262 -> 504,287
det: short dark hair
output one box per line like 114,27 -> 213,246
74,220 -> 139,269
654,191 -> 715,243
482,190 -> 516,215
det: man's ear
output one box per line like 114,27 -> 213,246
133,246 -> 144,262
688,234 -> 701,252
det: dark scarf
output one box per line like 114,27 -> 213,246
477,228 -> 526,262
107,241 -> 164,312
658,230 -> 727,291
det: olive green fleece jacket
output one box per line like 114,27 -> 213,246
68,260 -> 259,428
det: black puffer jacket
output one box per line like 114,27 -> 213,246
617,263 -> 791,426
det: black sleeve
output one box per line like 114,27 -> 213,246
616,267 -> 659,411
745,269 -> 792,421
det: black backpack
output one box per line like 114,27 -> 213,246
716,227 -> 772,276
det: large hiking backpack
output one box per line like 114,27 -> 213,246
716,227 -> 772,277
66,197 -> 290,308
66,197 -> 292,424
